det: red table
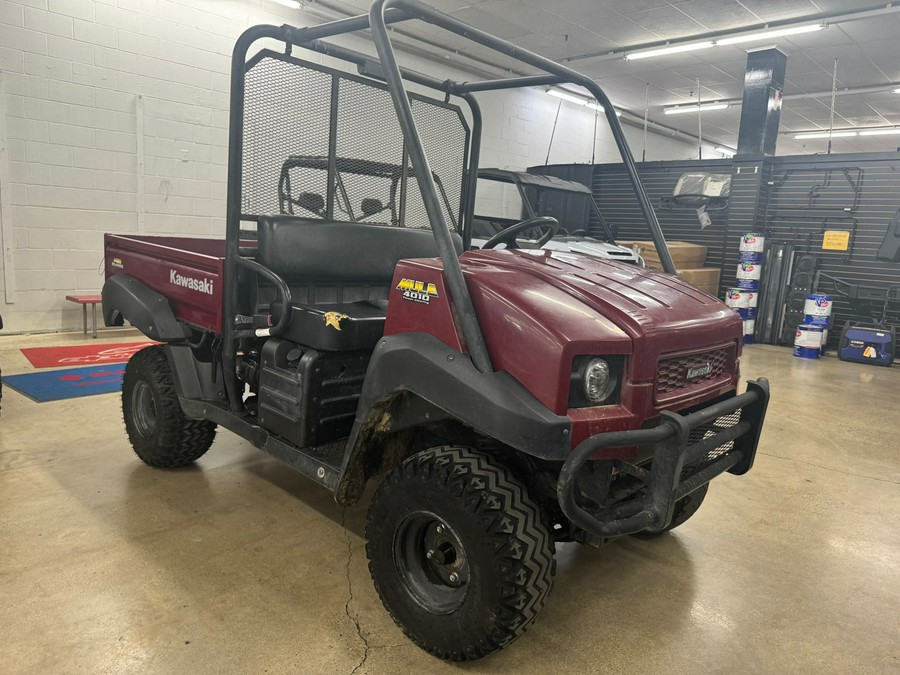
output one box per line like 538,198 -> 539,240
65,294 -> 102,338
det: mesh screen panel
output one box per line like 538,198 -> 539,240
241,52 -> 467,231
242,57 -> 332,217
683,409 -> 742,473
334,79 -> 404,225
406,99 -> 468,230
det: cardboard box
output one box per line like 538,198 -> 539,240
619,240 -> 709,269
693,284 -> 720,296
677,267 -> 720,287
675,267 -> 721,295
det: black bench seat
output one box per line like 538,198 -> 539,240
254,215 -> 461,351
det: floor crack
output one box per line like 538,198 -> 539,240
757,451 -> 900,484
342,508 -> 370,675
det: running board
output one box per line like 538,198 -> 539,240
179,398 -> 345,490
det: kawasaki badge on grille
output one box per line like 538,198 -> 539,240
686,362 -> 713,380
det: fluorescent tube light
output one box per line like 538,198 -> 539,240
664,102 -> 730,115
270,0 -> 302,9
548,88 -> 601,109
859,128 -> 900,136
625,41 -> 714,61
893,88 -> 900,94
717,24 -> 824,46
715,146 -> 736,157
794,130 -> 858,139
546,88 -> 621,116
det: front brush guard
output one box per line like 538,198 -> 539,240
557,379 -> 770,538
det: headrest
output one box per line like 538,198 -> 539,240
361,198 -> 383,217
296,192 -> 324,214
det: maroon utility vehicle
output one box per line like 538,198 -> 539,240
102,0 -> 769,661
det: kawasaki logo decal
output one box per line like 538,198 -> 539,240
686,362 -> 713,380
170,269 -> 213,295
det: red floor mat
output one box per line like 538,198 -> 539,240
20,341 -> 157,369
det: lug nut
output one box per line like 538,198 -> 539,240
436,524 -> 444,534
426,549 -> 435,559
449,573 -> 459,583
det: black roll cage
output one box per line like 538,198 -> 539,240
223,0 -> 675,412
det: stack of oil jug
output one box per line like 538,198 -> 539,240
793,294 -> 833,359
731,233 -> 764,343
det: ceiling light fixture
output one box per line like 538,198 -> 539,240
717,24 -> 824,46
625,41 -> 714,61
715,146 -> 736,157
858,128 -> 900,136
794,130 -> 859,139
664,102 -> 730,115
893,88 -> 900,94
270,0 -> 302,9
545,88 -> 621,116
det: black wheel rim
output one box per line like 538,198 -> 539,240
393,511 -> 470,614
131,380 -> 157,438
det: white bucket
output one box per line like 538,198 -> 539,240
793,324 -> 823,359
740,233 -> 765,253
725,289 -> 750,309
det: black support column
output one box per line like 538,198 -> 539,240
736,47 -> 787,159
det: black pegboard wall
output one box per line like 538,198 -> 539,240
534,151 -> 900,347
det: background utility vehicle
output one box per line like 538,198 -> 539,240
471,168 -> 642,264
102,0 -> 769,661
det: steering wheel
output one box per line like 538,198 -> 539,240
481,216 -> 560,250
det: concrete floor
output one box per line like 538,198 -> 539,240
1,329 -> 898,674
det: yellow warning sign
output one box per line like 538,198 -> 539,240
822,231 -> 850,251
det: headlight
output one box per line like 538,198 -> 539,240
569,355 -> 623,407
583,358 -> 617,404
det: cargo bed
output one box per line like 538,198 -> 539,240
104,234 -> 231,332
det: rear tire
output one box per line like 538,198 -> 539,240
122,345 -> 215,468
366,446 -> 555,661
633,483 -> 709,538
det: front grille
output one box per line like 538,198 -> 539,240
683,409 -> 742,474
656,347 -> 730,401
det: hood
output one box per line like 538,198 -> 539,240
460,249 -> 741,410
462,249 -> 737,339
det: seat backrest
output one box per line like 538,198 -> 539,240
256,215 -> 462,283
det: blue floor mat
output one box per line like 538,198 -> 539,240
2,364 -> 126,402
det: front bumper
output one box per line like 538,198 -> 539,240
557,378 -> 770,537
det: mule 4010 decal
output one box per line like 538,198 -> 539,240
396,278 -> 439,305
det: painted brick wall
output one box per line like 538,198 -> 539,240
0,0 -> 705,333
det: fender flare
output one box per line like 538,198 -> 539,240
335,332 -> 570,504
101,274 -> 191,341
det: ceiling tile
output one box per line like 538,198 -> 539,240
624,5 -> 708,39
675,0 -> 758,31
734,0 -> 819,22
447,7 -> 532,39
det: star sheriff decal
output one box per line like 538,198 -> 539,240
324,311 -> 349,331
